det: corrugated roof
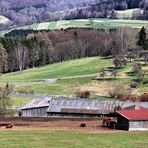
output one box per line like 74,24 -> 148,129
124,105 -> 146,110
47,97 -> 123,114
116,110 -> 148,121
21,97 -> 51,109
123,102 -> 148,109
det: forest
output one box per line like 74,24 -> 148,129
0,27 -> 148,73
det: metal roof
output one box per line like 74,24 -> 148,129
47,97 -> 123,114
21,97 -> 52,109
122,102 -> 148,109
116,110 -> 148,121
123,105 -> 146,110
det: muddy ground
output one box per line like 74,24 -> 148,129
0,117 -> 126,133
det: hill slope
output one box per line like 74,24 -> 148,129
0,56 -> 147,98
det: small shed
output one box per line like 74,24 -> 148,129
116,110 -> 148,131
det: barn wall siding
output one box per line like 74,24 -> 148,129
21,107 -> 48,117
129,121 -> 148,131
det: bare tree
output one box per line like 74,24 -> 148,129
99,67 -> 106,79
0,83 -> 13,117
111,69 -> 118,79
14,44 -> 28,71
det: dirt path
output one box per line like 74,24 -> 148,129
0,117 -> 125,133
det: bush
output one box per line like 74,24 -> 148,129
108,83 -> 132,100
76,90 -> 90,98
130,82 -> 138,88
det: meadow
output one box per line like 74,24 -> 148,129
0,130 -> 147,148
0,56 -> 147,105
1,18 -> 148,36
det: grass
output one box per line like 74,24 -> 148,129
0,57 -> 112,81
0,130 -> 147,148
1,18 -> 148,36
0,57 -> 147,99
11,96 -> 32,107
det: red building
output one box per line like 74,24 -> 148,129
116,110 -> 148,131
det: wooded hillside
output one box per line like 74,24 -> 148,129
0,0 -> 148,30
0,27 -> 147,73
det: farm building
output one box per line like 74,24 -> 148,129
122,102 -> 148,110
20,97 -> 50,117
20,96 -> 123,117
47,97 -> 123,118
123,105 -> 146,110
116,110 -> 148,131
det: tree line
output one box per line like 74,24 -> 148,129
0,27 -> 147,73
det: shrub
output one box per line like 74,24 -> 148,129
130,82 -> 138,88
76,90 -> 90,98
108,83 -> 132,100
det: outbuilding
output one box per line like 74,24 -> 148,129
116,110 -> 148,131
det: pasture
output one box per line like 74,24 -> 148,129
0,56 -> 147,103
0,130 -> 147,148
1,18 -> 148,36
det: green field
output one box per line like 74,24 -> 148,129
0,56 -> 147,101
0,57 -> 112,81
11,96 -> 32,106
0,130 -> 147,148
1,18 -> 148,36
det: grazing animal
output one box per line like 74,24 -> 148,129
0,123 -> 14,129
102,118 -> 116,127
6,124 -> 13,129
80,123 -> 86,127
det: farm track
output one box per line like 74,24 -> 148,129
0,117 -> 125,133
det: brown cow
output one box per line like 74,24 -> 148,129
102,118 -> 116,127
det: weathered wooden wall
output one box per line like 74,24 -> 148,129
21,107 -> 48,117
129,121 -> 148,131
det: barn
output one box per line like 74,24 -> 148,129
116,110 -> 148,131
47,97 -> 123,117
20,96 -> 123,117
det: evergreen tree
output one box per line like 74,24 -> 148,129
0,43 -> 8,73
138,27 -> 147,50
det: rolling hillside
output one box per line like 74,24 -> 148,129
1,18 -> 148,36
0,56 -> 147,100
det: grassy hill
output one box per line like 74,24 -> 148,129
0,56 -> 147,103
1,18 -> 148,36
1,57 -> 111,81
